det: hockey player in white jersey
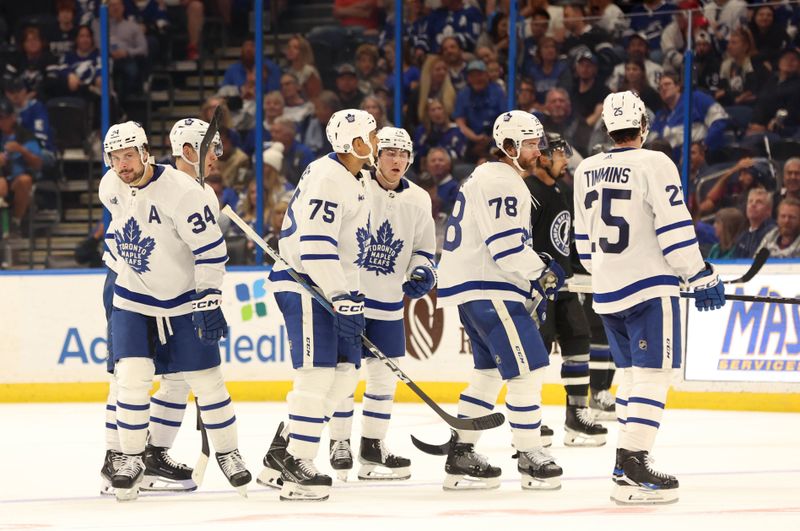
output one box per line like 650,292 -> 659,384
99,121 -> 250,501
436,111 -> 566,491
572,91 -> 726,504
261,109 -> 378,501
326,127 -> 436,481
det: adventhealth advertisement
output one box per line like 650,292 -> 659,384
685,274 -> 800,383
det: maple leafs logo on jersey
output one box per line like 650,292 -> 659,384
355,216 -> 404,275
114,217 -> 156,274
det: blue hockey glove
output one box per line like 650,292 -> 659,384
686,262 -> 726,311
403,265 -> 437,299
191,288 -> 228,345
332,293 -> 366,346
532,253 -> 566,301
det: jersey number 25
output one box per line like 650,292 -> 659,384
583,188 -> 631,254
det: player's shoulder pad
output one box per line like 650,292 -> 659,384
404,179 -> 434,206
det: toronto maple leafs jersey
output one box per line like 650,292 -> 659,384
572,147 -> 706,314
437,162 -> 548,307
268,153 -> 370,301
99,165 -> 228,317
358,174 -> 436,320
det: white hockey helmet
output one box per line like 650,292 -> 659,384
169,118 -> 222,176
377,126 -> 414,163
602,91 -> 649,143
326,109 -> 377,164
103,121 -> 151,167
492,111 -> 546,172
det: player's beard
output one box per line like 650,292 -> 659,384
117,165 -> 145,185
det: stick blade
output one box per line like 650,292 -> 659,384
410,434 -> 451,456
447,411 -> 506,431
724,248 -> 770,284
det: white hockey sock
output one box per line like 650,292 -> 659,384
115,357 -> 156,455
105,376 -> 121,452
148,373 -> 190,448
329,394 -> 355,441
287,367 -> 336,459
615,368 -> 634,432
456,369 -> 504,445
618,368 -> 673,452
361,357 -> 398,440
505,368 -> 545,451
183,367 -> 238,453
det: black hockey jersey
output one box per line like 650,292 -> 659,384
526,176 -> 574,277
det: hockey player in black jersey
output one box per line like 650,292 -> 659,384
526,132 -> 607,446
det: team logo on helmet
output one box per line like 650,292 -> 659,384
355,216 -> 404,276
114,218 -> 156,274
503,113 -> 512,121
550,211 -> 571,257
346,113 -> 356,123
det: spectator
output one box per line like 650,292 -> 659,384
243,91 -> 284,156
569,50 -> 608,156
283,35 -> 322,100
520,8 -> 550,65
103,0 -> 148,104
687,141 -> 709,217
756,197 -> 800,258
422,146 -> 459,215
381,40 -> 420,106
220,39 -> 281,97
414,171 -> 446,256
123,0 -> 170,64
264,197 -> 291,265
693,30 -> 723,93
703,0 -> 747,48
537,88 -> 578,150
361,95 -> 391,129
413,97 -> 466,166
619,59 -> 662,113
746,48 -> 800,137
0,98 -> 42,235
4,26 -> 61,100
516,77 -> 541,113
440,36 -> 468,92
561,2 -> 611,60
269,117 -> 314,187
415,0 -> 484,55
49,0 -> 77,59
525,36 -> 569,104
487,12 -> 510,65
74,222 -> 105,267
606,33 -> 663,92
589,0 -> 629,40
774,158 -> 800,217
699,157 -> 771,215
486,59 -> 505,92
300,90 -> 339,157
262,142 -> 293,211
205,172 -> 238,212
333,0 -> 381,33
522,0 -> 564,41
707,207 -> 746,259
661,0 -> 706,72
4,78 -> 55,165
59,25 -> 102,99
651,72 -> 729,156
216,126 -> 250,192
629,0 -> 676,53
749,5 -> 789,68
354,43 -> 381,95
453,60 -> 505,161
280,73 -> 313,124
199,96 -> 243,148
715,27 -> 769,107
334,63 -> 366,110
415,56 -> 457,127
732,187 -> 775,258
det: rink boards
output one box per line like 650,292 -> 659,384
1,263 -> 799,410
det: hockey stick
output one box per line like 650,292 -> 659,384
565,282 -> 800,305
222,205 -> 505,431
410,433 -> 451,456
191,397 -> 210,487
723,248 -> 770,285
197,105 -> 223,188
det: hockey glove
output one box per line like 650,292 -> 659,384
191,288 -> 228,345
332,293 -> 366,347
403,265 -> 437,299
686,262 -> 726,311
532,253 -> 566,301
528,291 -> 548,326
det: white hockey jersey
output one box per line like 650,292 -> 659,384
572,147 -> 706,314
268,153 -> 370,301
99,165 -> 228,317
437,161 -> 547,307
359,175 -> 436,320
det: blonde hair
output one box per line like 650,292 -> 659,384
715,207 -> 746,251
417,55 -> 456,124
289,35 -> 316,67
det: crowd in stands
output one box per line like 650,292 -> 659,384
3,0 -> 800,263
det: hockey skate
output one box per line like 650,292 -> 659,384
358,437 -> 411,480
257,422 -> 287,489
590,389 -> 617,421
564,406 -> 607,447
279,454 -> 333,501
216,449 -> 251,497
111,453 -> 145,502
329,439 -> 353,481
541,424 -> 554,448
611,449 -> 679,505
140,445 -> 197,492
100,450 -> 124,496
517,448 -> 562,490
444,431 -> 502,490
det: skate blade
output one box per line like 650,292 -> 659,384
611,484 -> 679,505
236,485 -> 248,498
590,410 -> 617,422
443,474 -> 501,491
100,476 -> 115,496
256,466 -> 283,489
114,486 -> 140,502
564,429 -> 606,447
357,463 -> 411,481
336,470 -> 349,482
521,474 -> 561,490
279,481 -> 330,502
140,474 -> 198,492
